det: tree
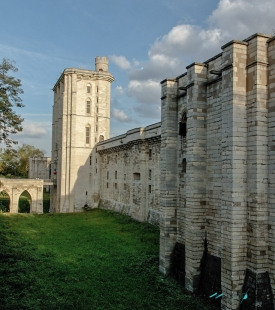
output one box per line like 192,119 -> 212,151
0,144 -> 45,178
0,58 -> 24,147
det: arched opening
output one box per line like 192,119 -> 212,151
0,190 -> 10,212
18,191 -> 31,213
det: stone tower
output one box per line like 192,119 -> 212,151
50,57 -> 114,212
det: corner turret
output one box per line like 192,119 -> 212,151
95,56 -> 108,72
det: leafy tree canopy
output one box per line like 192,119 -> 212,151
0,58 -> 24,147
0,144 -> 45,178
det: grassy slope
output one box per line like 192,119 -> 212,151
0,210 -> 215,310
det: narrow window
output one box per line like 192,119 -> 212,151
149,149 -> 152,160
86,100 -> 91,114
124,184 -> 126,190
179,113 -> 187,137
89,156 -> 92,165
86,127 -> 90,144
96,86 -> 98,93
96,106 -> 98,113
115,171 -> 117,179
95,137 -> 97,142
149,169 -> 152,180
182,158 -> 187,173
124,174 -> 126,180
149,185 -> 152,193
96,116 -> 98,122
97,97 -> 99,103
87,85 -> 91,93
96,125 -> 98,132
115,183 -> 117,189
96,168 -> 97,173
107,171 -> 109,179
107,182 -> 109,188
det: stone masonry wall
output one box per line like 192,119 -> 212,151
160,33 -> 275,310
96,123 -> 161,224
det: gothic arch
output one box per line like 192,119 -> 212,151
18,190 -> 32,213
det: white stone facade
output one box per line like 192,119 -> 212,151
50,57 -> 114,213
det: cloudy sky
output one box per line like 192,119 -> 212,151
0,0 -> 274,155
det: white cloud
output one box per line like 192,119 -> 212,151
111,108 -> 131,123
109,55 -> 131,70
209,0 -> 275,39
126,80 -> 160,105
125,0 -> 275,112
115,86 -> 123,95
18,123 -> 47,138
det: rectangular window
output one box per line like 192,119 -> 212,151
86,101 -> 91,114
96,86 -> 98,93
96,125 -> 98,132
115,183 -> 117,189
86,127 -> 90,144
97,97 -> 99,103
124,184 -> 126,190
149,169 -> 152,180
87,86 -> 91,93
149,185 -> 152,193
124,174 -> 126,180
96,106 -> 98,113
115,171 -> 117,179
149,149 -> 152,160
107,182 -> 109,188
89,156 -> 92,165
107,171 -> 109,179
96,158 -> 97,163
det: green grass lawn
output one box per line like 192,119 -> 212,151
0,210 -> 215,310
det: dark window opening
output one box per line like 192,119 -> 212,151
179,113 -> 187,137
182,158 -> 187,173
149,149 -> 152,160
149,185 -> 152,193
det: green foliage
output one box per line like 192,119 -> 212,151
0,144 -> 45,177
0,58 -> 24,147
0,210 -> 216,310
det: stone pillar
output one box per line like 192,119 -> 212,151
220,40 -> 248,310
159,79 -> 178,274
268,36 -> 275,303
184,63 -> 207,292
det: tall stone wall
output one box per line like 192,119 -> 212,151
96,123 -> 161,224
160,33 -> 275,310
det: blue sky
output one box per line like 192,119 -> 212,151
0,0 -> 274,156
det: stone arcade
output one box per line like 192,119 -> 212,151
49,34 -> 275,309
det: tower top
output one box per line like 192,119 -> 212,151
95,56 -> 108,72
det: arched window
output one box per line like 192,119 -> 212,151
86,126 -> 90,144
179,112 -> 187,137
86,100 -> 91,114
99,135 -> 104,142
87,84 -> 91,93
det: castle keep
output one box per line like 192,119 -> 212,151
50,33 -> 275,309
